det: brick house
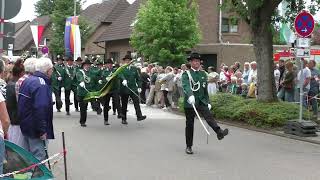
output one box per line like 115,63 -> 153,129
81,0 -> 129,57
95,0 -> 271,69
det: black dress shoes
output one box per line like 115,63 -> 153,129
104,121 -> 110,126
66,112 -> 70,116
185,147 -> 193,154
217,128 -> 229,140
137,115 -> 146,121
122,120 -> 128,125
80,124 -> 87,127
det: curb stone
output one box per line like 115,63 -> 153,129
170,108 -> 320,146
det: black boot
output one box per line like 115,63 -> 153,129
217,128 -> 229,140
185,147 -> 193,154
122,119 -> 128,125
66,112 -> 70,116
104,121 -> 110,125
137,115 -> 146,121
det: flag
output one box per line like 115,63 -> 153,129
280,23 -> 293,44
65,16 -> 81,60
30,25 -> 45,49
84,61 -> 134,101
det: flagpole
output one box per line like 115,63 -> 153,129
74,0 -> 77,60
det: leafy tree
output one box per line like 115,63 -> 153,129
222,0 -> 320,102
35,0 -> 56,16
50,0 -> 91,55
130,0 -> 201,66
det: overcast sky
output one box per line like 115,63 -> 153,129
8,0 -> 320,23
9,0 -> 135,23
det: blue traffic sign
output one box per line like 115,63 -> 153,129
294,11 -> 315,37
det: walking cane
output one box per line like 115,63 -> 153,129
43,140 -> 51,170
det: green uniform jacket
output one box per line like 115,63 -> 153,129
99,67 -> 120,92
51,64 -> 65,91
182,69 -> 210,108
89,66 -> 101,91
76,69 -> 91,97
63,65 -> 77,91
119,65 -> 141,94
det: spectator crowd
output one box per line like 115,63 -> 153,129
0,54 -> 319,174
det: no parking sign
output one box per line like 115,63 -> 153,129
294,11 -> 315,37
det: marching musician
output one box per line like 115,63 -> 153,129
99,59 -> 122,125
51,55 -> 65,112
182,52 -> 229,154
89,56 -> 103,115
63,56 -> 78,115
76,59 -> 92,127
119,55 -> 146,125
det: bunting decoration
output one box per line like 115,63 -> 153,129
65,16 -> 81,60
30,25 -> 45,49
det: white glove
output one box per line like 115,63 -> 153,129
138,88 -> 142,93
79,82 -> 85,88
187,95 -> 195,105
122,80 -> 128,86
208,104 -> 212,110
58,77 -> 62,81
98,80 -> 103,84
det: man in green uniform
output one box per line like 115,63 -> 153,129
89,56 -> 103,115
76,59 -> 92,127
119,55 -> 146,125
182,52 -> 229,155
63,57 -> 78,115
99,59 -> 122,125
51,56 -> 65,112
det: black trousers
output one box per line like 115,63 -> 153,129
78,96 -> 88,125
120,92 -> 142,120
184,105 -> 221,147
103,92 -> 121,122
53,88 -> 62,110
65,88 -> 78,112
140,87 -> 148,104
162,90 -> 171,107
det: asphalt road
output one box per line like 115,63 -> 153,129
49,101 -> 320,180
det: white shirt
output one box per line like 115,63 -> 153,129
248,69 -> 257,84
0,93 -> 5,138
297,67 -> 311,90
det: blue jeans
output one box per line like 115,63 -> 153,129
0,137 -> 4,175
24,137 -> 47,161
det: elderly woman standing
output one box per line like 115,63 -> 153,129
207,66 -> 219,96
6,59 -> 26,148
160,66 -> 175,109
0,60 -> 10,174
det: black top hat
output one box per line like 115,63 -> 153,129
76,57 -> 83,62
122,54 -> 132,60
82,59 -> 92,67
187,52 -> 201,61
57,55 -> 64,61
66,56 -> 73,61
105,58 -> 114,64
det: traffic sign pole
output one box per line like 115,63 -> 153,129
0,0 -> 5,60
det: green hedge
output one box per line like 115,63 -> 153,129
178,93 -> 311,128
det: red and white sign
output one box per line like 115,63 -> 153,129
30,25 -> 45,49
294,11 -> 315,38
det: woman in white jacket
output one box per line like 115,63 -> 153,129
160,66 -> 175,109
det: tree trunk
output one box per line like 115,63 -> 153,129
251,18 -> 277,102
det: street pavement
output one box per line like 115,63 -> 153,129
49,98 -> 320,180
